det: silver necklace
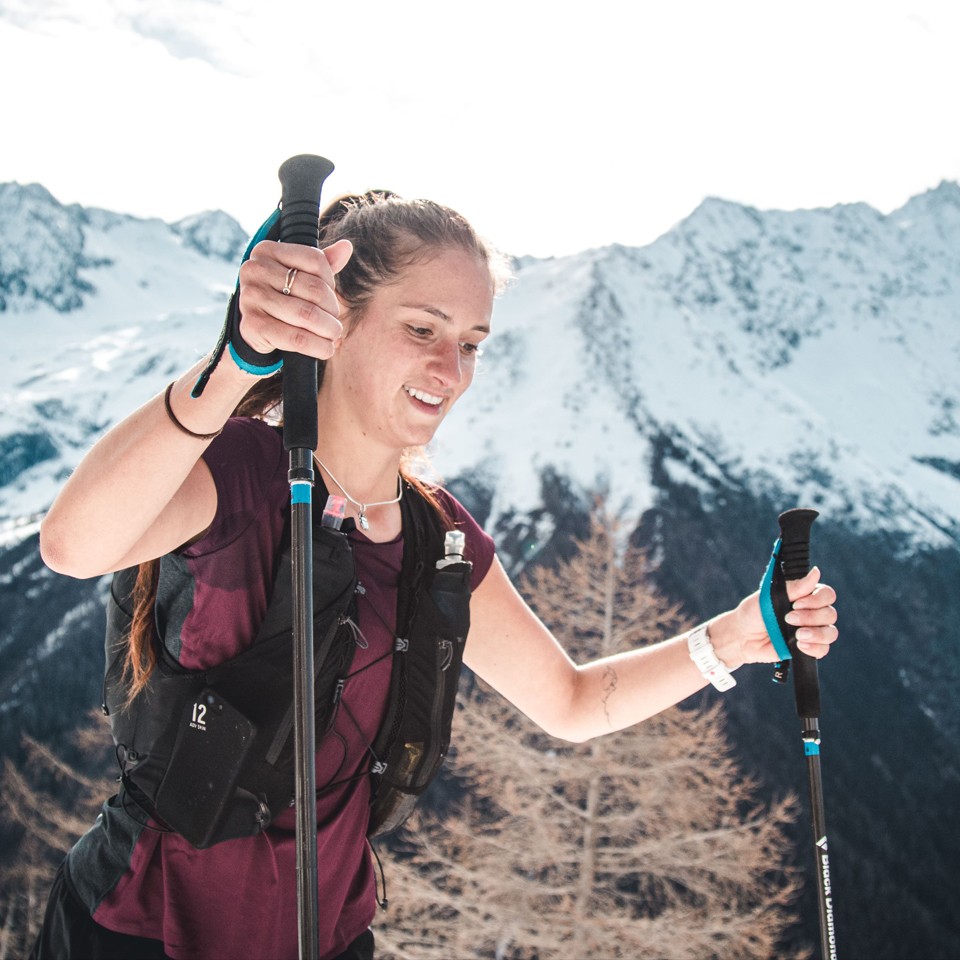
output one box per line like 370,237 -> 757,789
314,458 -> 403,530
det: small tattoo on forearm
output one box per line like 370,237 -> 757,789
601,666 -> 618,727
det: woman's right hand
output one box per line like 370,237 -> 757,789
237,238 -> 353,360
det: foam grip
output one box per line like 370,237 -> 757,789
277,155 -> 336,452
777,508 -> 821,719
278,156 -> 335,246
777,508 -> 819,580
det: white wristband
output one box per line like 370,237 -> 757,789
687,623 -> 737,692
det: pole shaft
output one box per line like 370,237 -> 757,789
291,450 -> 318,959
803,719 -> 837,960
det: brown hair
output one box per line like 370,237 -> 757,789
122,192 -> 504,702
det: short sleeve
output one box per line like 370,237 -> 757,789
169,418 -> 288,667
184,417 -> 287,558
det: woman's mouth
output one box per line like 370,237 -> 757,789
404,386 -> 445,411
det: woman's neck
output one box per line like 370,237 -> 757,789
312,378 -> 409,538
314,449 -> 401,501
314,385 -> 403,484
312,436 -> 405,540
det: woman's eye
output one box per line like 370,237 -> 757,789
407,325 -> 433,338
460,342 -> 484,357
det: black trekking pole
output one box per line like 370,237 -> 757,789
277,153 -> 336,960
764,508 -> 838,960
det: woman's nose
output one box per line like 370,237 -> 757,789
429,338 -> 463,385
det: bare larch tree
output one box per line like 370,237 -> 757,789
374,509 -> 807,960
0,713 -> 114,959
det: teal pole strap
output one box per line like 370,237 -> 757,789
228,342 -> 284,377
237,208 -> 282,286
759,537 -> 792,661
190,207 -> 285,399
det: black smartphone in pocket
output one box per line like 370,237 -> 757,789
154,688 -> 257,848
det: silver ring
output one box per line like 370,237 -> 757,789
282,267 -> 298,296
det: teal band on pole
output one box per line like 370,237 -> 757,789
291,482 -> 312,505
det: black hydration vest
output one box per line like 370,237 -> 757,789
102,480 -> 472,849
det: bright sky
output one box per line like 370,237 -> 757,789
2,0 -> 959,257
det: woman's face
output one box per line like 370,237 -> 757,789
324,246 -> 494,451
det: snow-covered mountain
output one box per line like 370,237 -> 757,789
0,182 -> 246,526
2,180 -> 958,551
436,184 -> 960,551
2,180 -> 959,959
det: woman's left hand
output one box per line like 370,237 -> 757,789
729,567 -> 839,665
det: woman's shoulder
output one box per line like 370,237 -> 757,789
431,485 -> 475,524
203,418 -> 285,491
184,418 -> 287,557
207,416 -> 283,459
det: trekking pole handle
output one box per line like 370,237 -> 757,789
778,508 -> 818,580
778,508 -> 821,719
277,154 -> 336,452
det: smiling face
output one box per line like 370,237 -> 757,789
320,246 -> 494,452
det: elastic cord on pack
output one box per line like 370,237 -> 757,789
368,839 -> 389,910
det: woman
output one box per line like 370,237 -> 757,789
34,192 -> 838,959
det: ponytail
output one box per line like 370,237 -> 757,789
122,558 -> 159,705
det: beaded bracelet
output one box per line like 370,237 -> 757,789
163,382 -> 224,441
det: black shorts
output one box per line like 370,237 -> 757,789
30,860 -> 375,960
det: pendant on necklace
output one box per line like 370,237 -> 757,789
358,512 -> 370,531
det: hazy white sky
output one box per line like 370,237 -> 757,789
2,0 -> 958,257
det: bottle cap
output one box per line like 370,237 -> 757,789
322,495 -> 347,529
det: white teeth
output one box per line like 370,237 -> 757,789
405,386 -> 443,405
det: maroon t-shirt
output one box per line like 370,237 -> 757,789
71,418 -> 495,960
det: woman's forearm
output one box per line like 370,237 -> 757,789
39,357 -> 253,578
563,613 -> 739,742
